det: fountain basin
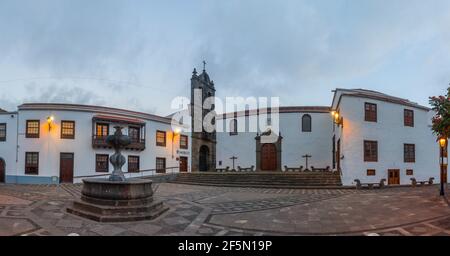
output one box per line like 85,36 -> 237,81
67,178 -> 168,222
82,178 -> 153,201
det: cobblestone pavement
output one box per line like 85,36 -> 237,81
0,182 -> 450,236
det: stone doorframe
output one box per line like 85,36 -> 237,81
255,130 -> 283,171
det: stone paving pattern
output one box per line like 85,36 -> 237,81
0,182 -> 450,236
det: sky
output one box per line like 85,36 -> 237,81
0,0 -> 449,115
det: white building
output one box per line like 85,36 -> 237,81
331,89 -> 444,186
0,70 -> 447,186
216,107 -> 333,172
0,103 -> 190,184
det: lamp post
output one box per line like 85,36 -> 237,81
439,137 -> 447,196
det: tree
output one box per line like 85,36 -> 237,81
429,87 -> 450,138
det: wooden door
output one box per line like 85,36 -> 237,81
199,146 -> 209,172
60,153 -> 74,183
388,169 -> 400,185
0,159 -> 5,183
179,157 -> 188,172
261,144 -> 277,171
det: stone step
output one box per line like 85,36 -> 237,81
71,199 -> 164,216
173,179 -> 342,184
175,177 -> 340,180
173,177 -> 341,181
67,204 -> 169,222
171,181 -> 345,189
171,172 -> 342,188
176,173 -> 341,177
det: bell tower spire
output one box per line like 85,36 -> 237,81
190,62 -> 216,172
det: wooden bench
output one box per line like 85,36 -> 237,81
311,166 -> 331,172
410,177 -> 434,187
216,167 -> 230,173
283,166 -> 304,172
237,166 -> 255,172
354,179 -> 386,189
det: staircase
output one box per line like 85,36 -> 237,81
170,172 -> 343,189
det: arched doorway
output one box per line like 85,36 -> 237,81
261,144 -> 277,171
0,158 -> 5,183
199,145 -> 210,172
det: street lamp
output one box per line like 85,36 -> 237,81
439,137 -> 447,196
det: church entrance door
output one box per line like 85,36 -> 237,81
261,144 -> 277,171
199,145 -> 209,172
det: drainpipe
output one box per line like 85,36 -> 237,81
15,111 -> 19,184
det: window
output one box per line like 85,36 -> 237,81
128,126 -> 140,143
156,157 -> 166,173
365,103 -> 377,122
128,156 -> 140,173
25,152 -> 39,175
367,169 -> 376,176
0,123 -> 6,141
180,135 -> 188,149
26,120 -> 40,138
406,169 -> 414,176
156,130 -> 166,147
364,140 -> 378,162
267,117 -> 272,126
61,121 -> 75,139
95,154 -> 109,172
96,123 -> 109,137
404,109 -> 414,127
302,114 -> 312,132
404,144 -> 415,163
230,119 -> 238,135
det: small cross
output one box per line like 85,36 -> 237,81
302,154 -> 312,170
202,60 -> 206,71
229,156 -> 238,170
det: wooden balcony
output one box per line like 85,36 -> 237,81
92,136 -> 146,151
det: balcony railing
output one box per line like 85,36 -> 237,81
92,135 -> 146,151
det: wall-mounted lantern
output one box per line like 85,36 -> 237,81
47,115 -> 54,131
172,127 -> 181,158
331,110 -> 343,127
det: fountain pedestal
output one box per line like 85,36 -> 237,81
67,178 -> 168,222
67,126 -> 168,222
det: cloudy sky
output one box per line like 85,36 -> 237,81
0,0 -> 449,115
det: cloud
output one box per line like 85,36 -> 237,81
0,0 -> 450,114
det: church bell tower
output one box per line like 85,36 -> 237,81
190,62 -> 216,172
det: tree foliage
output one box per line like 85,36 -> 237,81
429,87 -> 450,138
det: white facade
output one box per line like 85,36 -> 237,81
216,109 -> 333,170
0,104 -> 190,184
0,88 -> 446,186
332,89 -> 446,185
0,111 -> 18,181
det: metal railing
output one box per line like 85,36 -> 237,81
73,166 -> 179,180
91,135 -> 145,150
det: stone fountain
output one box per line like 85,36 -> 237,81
67,126 -> 168,222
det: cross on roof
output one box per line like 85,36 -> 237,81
202,60 -> 206,71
